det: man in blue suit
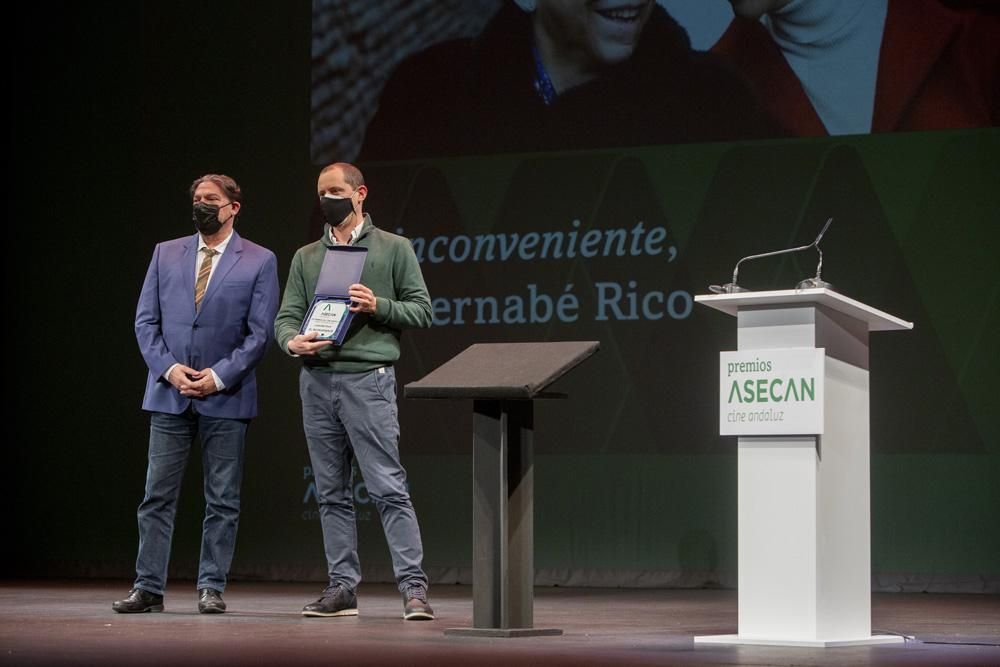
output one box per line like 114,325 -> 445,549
113,174 -> 279,614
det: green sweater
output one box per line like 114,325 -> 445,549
274,216 -> 432,372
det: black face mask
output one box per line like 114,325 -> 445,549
192,202 -> 233,235
320,195 -> 355,227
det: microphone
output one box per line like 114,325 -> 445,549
794,217 -> 833,290
709,218 -> 834,294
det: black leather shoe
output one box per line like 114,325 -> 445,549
112,588 -> 163,613
198,588 -> 226,614
302,585 -> 358,617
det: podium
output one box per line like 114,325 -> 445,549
405,341 -> 600,637
694,288 -> 911,647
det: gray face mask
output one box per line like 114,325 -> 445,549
320,194 -> 354,226
192,202 -> 233,235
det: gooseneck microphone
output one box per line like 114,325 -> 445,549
709,218 -> 834,294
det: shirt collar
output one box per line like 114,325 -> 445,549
198,230 -> 234,254
329,219 -> 365,246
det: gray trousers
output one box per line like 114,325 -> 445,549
299,366 -> 427,594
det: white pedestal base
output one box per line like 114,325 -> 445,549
694,634 -> 905,648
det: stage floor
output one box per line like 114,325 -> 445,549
1,580 -> 997,666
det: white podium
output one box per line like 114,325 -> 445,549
694,288 -> 912,647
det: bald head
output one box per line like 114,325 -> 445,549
319,162 -> 365,190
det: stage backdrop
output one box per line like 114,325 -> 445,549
7,1 -> 997,594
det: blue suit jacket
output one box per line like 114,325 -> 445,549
135,231 -> 280,419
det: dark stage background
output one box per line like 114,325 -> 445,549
8,2 -> 998,593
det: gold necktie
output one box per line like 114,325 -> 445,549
194,248 -> 219,311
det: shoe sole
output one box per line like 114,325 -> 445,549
112,605 -> 164,614
198,607 -> 226,614
403,611 -> 435,621
302,609 -> 358,618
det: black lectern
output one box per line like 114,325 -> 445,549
405,341 -> 600,637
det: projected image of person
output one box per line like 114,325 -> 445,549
114,174 -> 280,615
274,162 -> 435,621
359,0 -> 780,160
712,0 -> 1000,136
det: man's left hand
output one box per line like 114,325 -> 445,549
348,283 -> 377,314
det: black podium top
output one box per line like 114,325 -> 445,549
404,341 -> 600,400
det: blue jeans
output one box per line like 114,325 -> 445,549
133,409 -> 248,596
300,366 -> 427,594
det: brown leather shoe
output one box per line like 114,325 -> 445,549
402,586 -> 434,621
302,585 -> 358,618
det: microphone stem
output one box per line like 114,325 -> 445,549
733,242 -> 816,287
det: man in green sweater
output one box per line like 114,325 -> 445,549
274,162 -> 434,620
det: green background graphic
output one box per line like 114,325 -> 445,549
8,2 -> 997,593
